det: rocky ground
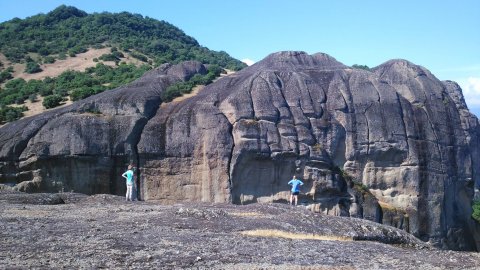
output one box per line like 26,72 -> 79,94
1,190 -> 479,269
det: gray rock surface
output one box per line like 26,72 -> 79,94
1,191 -> 479,269
0,52 -> 479,251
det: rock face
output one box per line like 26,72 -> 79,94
0,52 -> 479,251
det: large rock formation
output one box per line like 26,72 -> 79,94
0,52 -> 479,251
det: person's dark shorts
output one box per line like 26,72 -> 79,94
292,191 -> 299,196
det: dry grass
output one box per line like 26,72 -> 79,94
223,264 -> 355,270
162,85 -> 204,106
228,211 -> 263,217
161,69 -> 236,107
378,201 -> 398,212
6,48 -> 146,82
4,209 -> 52,218
240,229 -> 353,241
13,48 -> 113,81
9,95 -> 72,118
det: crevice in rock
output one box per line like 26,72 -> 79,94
218,111 -> 235,203
395,92 -> 410,154
247,73 -> 260,120
12,118 -> 50,162
273,72 -> 299,149
124,97 -> 169,199
363,103 -> 374,156
420,98 -> 446,176
274,72 -> 294,123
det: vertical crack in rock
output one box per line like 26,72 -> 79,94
414,76 -> 448,244
417,78 -> 447,176
247,73 -> 260,120
363,103 -> 374,156
274,72 -> 297,152
274,72 -> 293,118
218,111 -> 235,203
395,92 -> 410,155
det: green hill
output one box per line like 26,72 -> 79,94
0,5 -> 246,124
0,5 -> 245,69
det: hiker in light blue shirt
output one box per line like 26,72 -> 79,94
288,175 -> 304,206
121,165 -> 135,201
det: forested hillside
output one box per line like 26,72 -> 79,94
0,5 -> 246,123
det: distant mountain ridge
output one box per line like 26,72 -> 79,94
0,5 -> 245,69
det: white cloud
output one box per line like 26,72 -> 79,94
241,58 -> 255,66
467,77 -> 480,94
459,77 -> 480,113
459,77 -> 480,96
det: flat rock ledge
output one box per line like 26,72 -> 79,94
1,191 -> 479,269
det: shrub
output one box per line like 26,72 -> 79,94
44,56 -> 56,64
112,51 -> 124,58
28,94 -> 38,102
0,69 -> 13,83
42,94 -> 64,109
130,52 -> 148,62
473,201 -> 480,223
98,53 -> 120,62
58,53 -> 67,60
39,87 -> 54,97
25,62 -> 43,74
38,47 -> 50,56
70,86 -> 104,101
69,46 -> 87,55
161,65 -> 223,102
352,64 -> 371,71
0,106 -> 27,123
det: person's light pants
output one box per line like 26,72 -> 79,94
126,184 -> 133,201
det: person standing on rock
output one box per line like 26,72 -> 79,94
122,165 -> 135,201
288,175 -> 304,206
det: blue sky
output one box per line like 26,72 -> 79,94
1,0 -> 479,116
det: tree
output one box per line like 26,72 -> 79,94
0,106 -> 27,123
98,53 -> 120,62
473,201 -> 480,223
352,64 -> 371,71
44,56 -> 56,64
70,87 -> 100,101
0,69 -> 13,83
25,62 -> 43,74
42,95 -> 64,109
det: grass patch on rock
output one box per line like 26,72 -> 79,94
240,229 -> 353,241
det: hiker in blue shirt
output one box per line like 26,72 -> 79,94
288,175 -> 304,206
121,165 -> 135,201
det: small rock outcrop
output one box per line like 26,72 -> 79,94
0,52 -> 479,251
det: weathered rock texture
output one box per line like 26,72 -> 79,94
2,191 -> 480,269
0,52 -> 479,251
